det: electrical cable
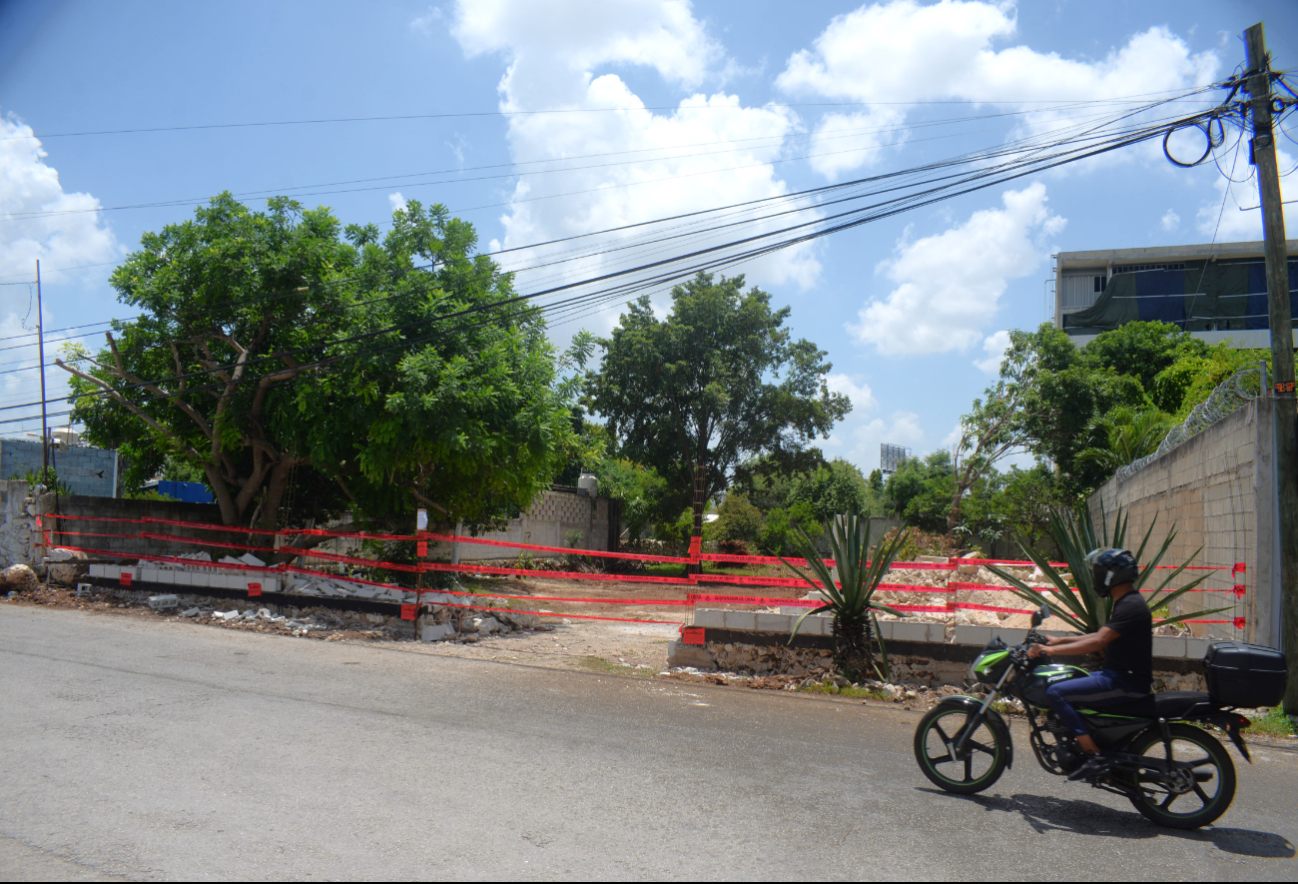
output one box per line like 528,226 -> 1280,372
0,87 -> 1251,423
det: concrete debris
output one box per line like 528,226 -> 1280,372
215,610 -> 241,621
239,553 -> 266,567
421,622 -> 455,642
180,607 -> 201,618
147,594 -> 180,610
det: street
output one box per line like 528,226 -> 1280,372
1,604 -> 1295,881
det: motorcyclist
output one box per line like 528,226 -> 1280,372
1026,548 -> 1152,780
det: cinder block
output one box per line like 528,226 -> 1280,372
793,614 -> 825,636
891,620 -> 934,643
1152,636 -> 1187,658
992,627 -> 1029,646
691,609 -> 725,628
172,571 -> 192,586
954,625 -> 993,646
874,619 -> 893,640
722,611 -> 757,631
756,612 -> 793,634
1185,637 -> 1213,659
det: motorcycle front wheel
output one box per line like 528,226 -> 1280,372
1124,723 -> 1236,829
913,705 -> 1009,794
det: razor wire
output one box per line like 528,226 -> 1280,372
1116,361 -> 1268,483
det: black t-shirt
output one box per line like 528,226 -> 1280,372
1103,591 -> 1153,692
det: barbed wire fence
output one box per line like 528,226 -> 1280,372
1116,361 -> 1269,483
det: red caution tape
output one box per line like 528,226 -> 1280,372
422,561 -> 690,584
1233,584 -> 1247,598
435,601 -> 680,626
420,531 -> 691,564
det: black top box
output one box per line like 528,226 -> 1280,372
1204,641 -> 1287,709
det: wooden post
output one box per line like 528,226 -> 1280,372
1244,22 -> 1298,711
35,260 -> 48,482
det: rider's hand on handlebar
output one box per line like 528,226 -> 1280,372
1026,643 -> 1046,659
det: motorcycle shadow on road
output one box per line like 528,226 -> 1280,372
916,789 -> 1295,859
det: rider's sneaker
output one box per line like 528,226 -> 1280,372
1067,754 -> 1115,781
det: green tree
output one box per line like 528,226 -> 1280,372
61,193 -> 575,529
711,491 -> 765,543
884,451 -> 955,534
587,272 -> 850,539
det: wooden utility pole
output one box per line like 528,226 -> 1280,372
35,260 -> 49,481
1243,23 -> 1298,712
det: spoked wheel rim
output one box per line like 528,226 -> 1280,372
919,709 -> 1001,787
1129,734 -> 1228,821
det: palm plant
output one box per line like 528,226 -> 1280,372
987,505 -> 1230,634
781,511 -> 909,681
1076,406 -> 1173,472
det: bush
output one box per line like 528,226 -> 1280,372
711,492 -> 763,542
716,539 -> 750,556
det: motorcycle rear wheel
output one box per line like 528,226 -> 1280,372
914,705 -> 1008,794
1124,723 -> 1236,829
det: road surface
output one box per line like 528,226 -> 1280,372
1,604 -> 1295,880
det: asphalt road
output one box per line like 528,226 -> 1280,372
1,605 -> 1295,881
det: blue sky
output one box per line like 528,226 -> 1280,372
1,0 -> 1295,473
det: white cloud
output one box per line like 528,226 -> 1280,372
845,411 -> 925,471
777,1 -> 1219,178
444,0 -> 820,323
1160,209 -> 1181,232
1195,143 -> 1296,241
851,182 -> 1064,355
824,372 -> 878,415
974,329 -> 1010,373
0,115 -> 118,283
806,108 -> 908,180
388,192 -> 408,213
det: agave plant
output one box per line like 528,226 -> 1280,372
781,511 -> 909,681
987,505 -> 1230,634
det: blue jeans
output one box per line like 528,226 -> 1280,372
1045,669 -> 1147,737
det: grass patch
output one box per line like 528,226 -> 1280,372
640,564 -> 688,579
577,656 -> 655,678
1247,707 -> 1297,738
797,683 -> 889,701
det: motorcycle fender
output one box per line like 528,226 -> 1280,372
1206,712 -> 1253,763
935,695 -> 1013,769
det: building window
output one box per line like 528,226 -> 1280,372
1093,276 -> 1107,293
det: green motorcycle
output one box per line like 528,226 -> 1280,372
912,606 -> 1285,829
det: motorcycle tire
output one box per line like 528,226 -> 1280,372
1124,723 -> 1237,830
913,705 -> 1008,794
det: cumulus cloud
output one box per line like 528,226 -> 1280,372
974,329 -> 1011,373
1160,209 -> 1181,232
777,0 -> 1219,178
444,0 -> 820,326
824,372 -> 878,415
0,115 -> 118,282
852,182 -> 1064,355
0,115 -> 118,429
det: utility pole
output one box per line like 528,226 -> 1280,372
35,260 -> 49,483
1243,23 -> 1298,713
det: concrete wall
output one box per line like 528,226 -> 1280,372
431,489 -> 619,560
0,438 -> 119,498
1088,397 -> 1280,647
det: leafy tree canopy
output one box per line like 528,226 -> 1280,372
62,193 -> 576,529
586,272 -> 850,522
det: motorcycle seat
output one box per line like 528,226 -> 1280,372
1102,691 -> 1214,719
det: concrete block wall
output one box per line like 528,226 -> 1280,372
0,438 -> 118,498
1089,398 -> 1278,647
427,489 -> 618,560
40,493 -> 227,560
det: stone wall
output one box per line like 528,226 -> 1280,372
1089,397 -> 1279,647
0,438 -> 119,498
0,480 -> 39,567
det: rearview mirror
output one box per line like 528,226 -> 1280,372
1031,604 -> 1050,628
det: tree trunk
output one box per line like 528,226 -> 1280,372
204,463 -> 238,526
831,614 -> 875,682
259,456 -> 297,531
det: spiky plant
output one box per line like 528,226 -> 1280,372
987,505 -> 1229,634
781,511 -> 908,681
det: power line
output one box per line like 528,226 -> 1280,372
0,88 -> 1256,424
0,88 -> 1220,141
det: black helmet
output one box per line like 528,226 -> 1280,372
1086,548 -> 1138,597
